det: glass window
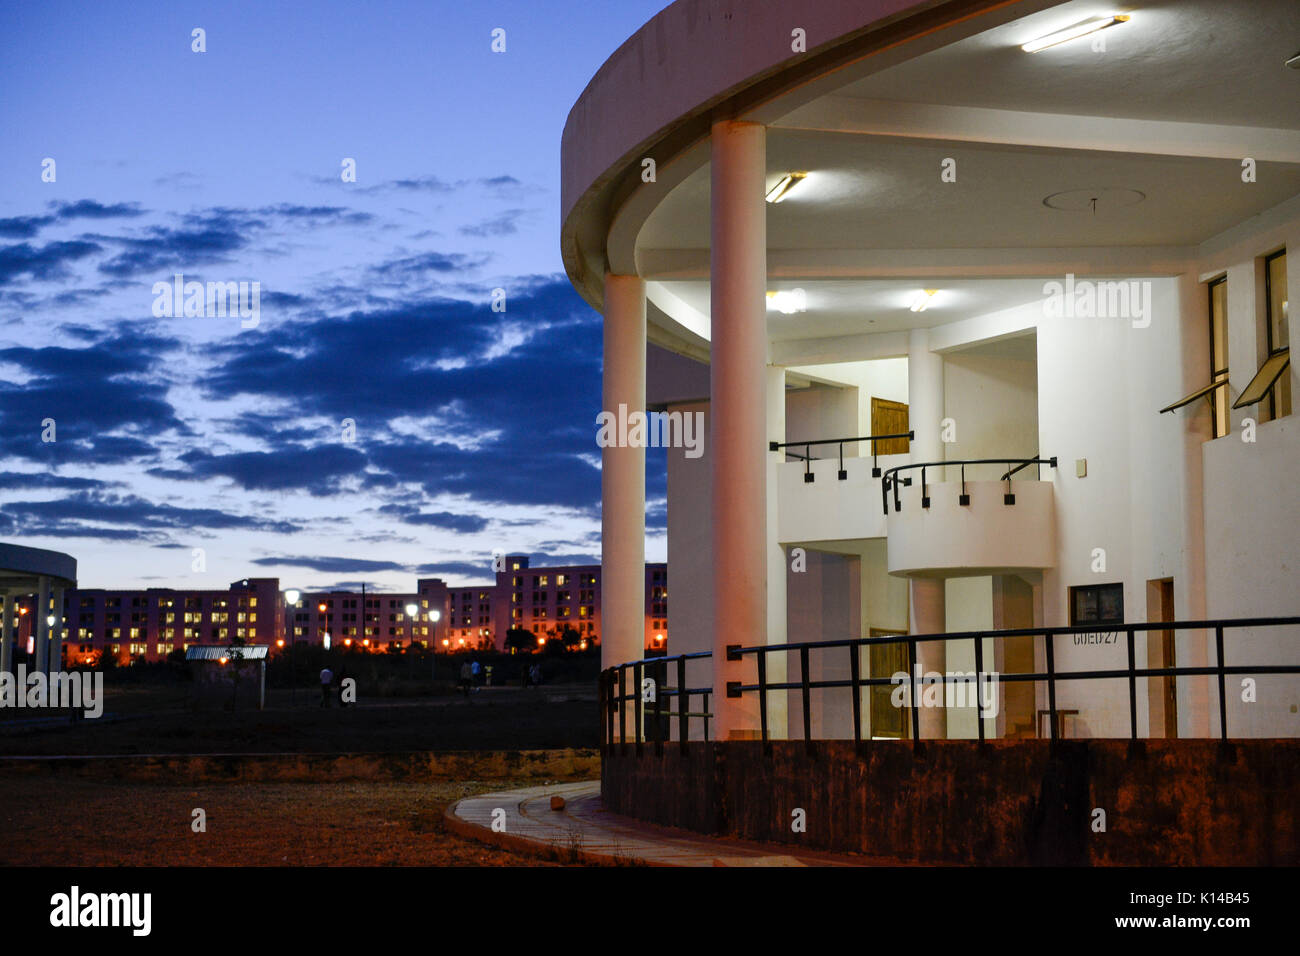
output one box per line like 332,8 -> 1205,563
1209,276 -> 1229,438
1264,250 -> 1290,420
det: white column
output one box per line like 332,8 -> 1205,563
765,364 -> 789,738
601,273 -> 646,680
51,586 -> 65,673
34,576 -> 50,676
710,119 -> 767,740
0,590 -> 14,675
910,576 -> 947,738
908,328 -> 947,737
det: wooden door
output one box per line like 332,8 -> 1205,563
870,399 -> 910,455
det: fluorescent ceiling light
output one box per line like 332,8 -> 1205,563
765,172 -> 807,203
909,289 -> 938,313
766,289 -> 807,314
1022,14 -> 1129,53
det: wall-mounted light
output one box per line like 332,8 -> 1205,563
765,172 -> 807,203
909,289 -> 938,312
1022,14 -> 1129,53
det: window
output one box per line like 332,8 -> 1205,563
1209,276 -> 1229,437
1264,250 -> 1290,421
1069,584 -> 1124,627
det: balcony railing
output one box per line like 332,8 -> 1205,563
881,456 -> 1057,514
770,431 -> 914,482
599,617 -> 1300,752
599,651 -> 713,755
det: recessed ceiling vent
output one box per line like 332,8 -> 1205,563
1043,188 -> 1146,213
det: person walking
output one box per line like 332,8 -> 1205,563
319,666 -> 333,708
459,660 -> 473,700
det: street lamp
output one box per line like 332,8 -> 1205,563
430,609 -> 442,680
285,589 -> 300,706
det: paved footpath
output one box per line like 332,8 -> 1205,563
447,780 -> 892,866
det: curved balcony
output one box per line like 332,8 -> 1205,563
882,458 -> 1058,576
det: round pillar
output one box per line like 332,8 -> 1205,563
710,119 -> 767,740
600,273 -> 647,680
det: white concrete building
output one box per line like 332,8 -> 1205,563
566,0 -> 1300,743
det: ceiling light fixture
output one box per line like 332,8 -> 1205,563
765,172 -> 807,203
767,289 -> 807,314
1021,14 -> 1129,53
909,289 -> 938,313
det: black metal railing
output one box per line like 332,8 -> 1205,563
600,617 -> 1300,752
599,651 -> 712,755
770,431 -> 914,482
881,456 -> 1057,514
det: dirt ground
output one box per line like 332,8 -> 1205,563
0,776 -> 586,866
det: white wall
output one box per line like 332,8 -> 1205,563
942,342 -> 1038,481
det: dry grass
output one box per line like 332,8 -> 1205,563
0,777 -> 578,866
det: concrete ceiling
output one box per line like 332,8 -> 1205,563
630,0 -> 1300,357
639,132 -> 1300,252
836,0 -> 1300,130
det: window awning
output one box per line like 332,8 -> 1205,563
1232,348 -> 1290,409
1160,376 -> 1227,414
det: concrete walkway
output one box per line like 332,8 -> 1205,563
446,781 -> 878,866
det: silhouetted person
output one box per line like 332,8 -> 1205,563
319,666 -> 333,708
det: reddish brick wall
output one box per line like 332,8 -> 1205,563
601,739 -> 1300,865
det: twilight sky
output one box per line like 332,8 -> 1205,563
0,0 -> 670,592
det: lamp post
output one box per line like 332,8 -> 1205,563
405,603 -> 419,680
284,589 -> 300,706
430,609 -> 441,680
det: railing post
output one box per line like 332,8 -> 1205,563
618,665 -> 627,755
800,645 -> 812,752
1216,625 -> 1228,739
703,691 -> 710,742
849,643 -> 862,745
677,655 -> 688,754
1126,627 -> 1138,740
1045,634 -> 1057,742
757,649 -> 770,749
973,634 -> 985,743
633,660 -> 644,755
907,637 -> 920,745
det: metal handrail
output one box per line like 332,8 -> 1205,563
881,456 -> 1057,514
600,616 -> 1300,752
770,431 -> 914,481
599,651 -> 713,755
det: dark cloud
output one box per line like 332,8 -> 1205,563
0,240 -> 103,285
0,471 -> 110,491
458,209 -> 527,238
0,491 -> 298,541
0,328 -> 188,465
50,200 -> 146,221
413,561 -> 496,579
148,444 -> 369,496
249,555 -> 410,573
188,277 -> 603,511
0,216 -> 55,239
377,505 -> 489,533
368,251 -> 490,279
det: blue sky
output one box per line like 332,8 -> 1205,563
0,0 -> 670,592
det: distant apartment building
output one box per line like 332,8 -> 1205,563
60,577 -> 281,665
34,557 -> 667,663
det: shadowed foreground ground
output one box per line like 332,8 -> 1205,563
0,777 -> 589,866
0,685 -> 598,756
